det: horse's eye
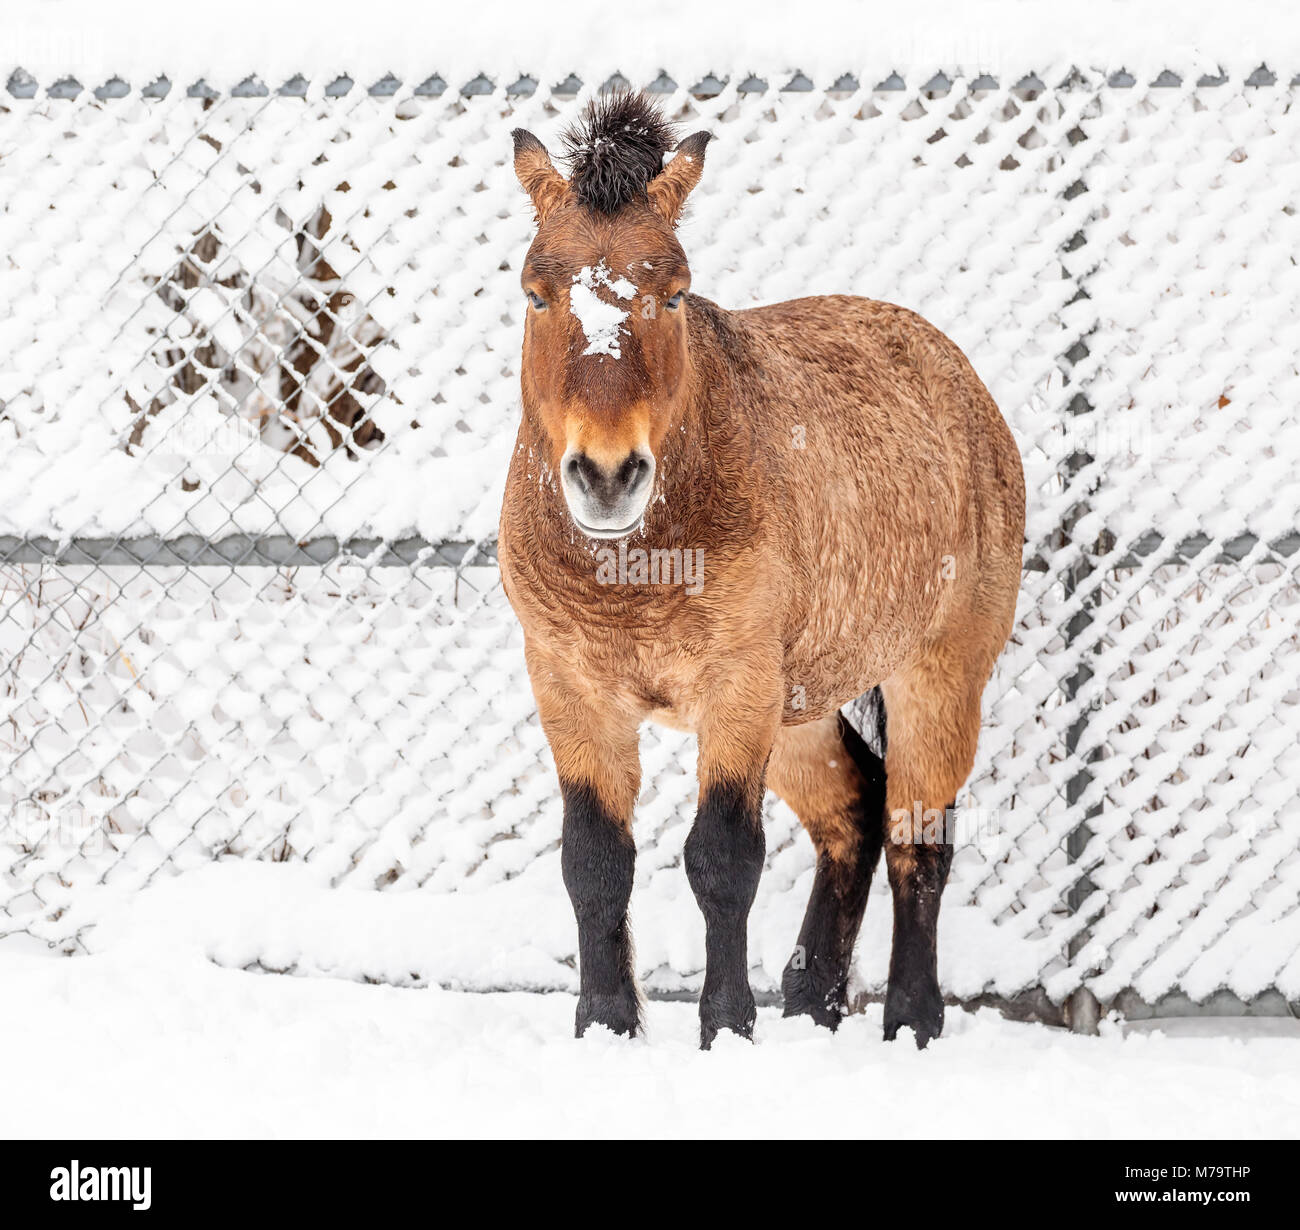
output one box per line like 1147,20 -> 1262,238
526,290 -> 547,310
665,291 -> 685,310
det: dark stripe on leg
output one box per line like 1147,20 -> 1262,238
560,780 -> 641,1037
684,777 -> 765,1048
883,804 -> 955,1049
782,717 -> 886,1028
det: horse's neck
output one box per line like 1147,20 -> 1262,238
649,348 -> 757,545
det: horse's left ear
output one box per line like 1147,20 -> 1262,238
513,129 -> 568,224
648,131 -> 712,225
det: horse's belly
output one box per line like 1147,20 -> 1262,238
647,705 -> 697,733
780,608 -> 918,719
776,525 -> 950,718
777,667 -> 880,727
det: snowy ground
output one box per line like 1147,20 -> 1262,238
3,945 -> 1297,1138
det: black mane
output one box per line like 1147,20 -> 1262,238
562,91 -> 677,215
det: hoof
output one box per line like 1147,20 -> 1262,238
699,987 -> 757,1049
883,982 -> 944,1049
781,961 -> 844,1031
575,986 -> 641,1038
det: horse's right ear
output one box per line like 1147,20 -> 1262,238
513,130 -> 567,224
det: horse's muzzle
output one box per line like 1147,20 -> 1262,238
560,446 -> 655,539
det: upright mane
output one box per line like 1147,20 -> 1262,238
562,91 -> 678,215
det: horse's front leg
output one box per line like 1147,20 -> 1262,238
529,651 -> 644,1038
686,678 -> 782,1049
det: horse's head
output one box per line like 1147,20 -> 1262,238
512,93 -> 710,538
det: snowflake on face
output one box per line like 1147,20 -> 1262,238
568,260 -> 636,359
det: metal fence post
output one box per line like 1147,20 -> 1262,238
1058,68 -> 1105,1034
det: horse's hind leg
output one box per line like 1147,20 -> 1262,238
878,632 -> 993,1048
769,710 -> 887,1030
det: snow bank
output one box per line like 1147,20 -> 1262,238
2,941 -> 1296,1138
73,856 -> 1049,1002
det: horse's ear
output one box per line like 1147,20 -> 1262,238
512,129 -> 567,224
648,131 -> 712,225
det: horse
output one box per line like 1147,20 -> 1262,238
498,92 -> 1025,1049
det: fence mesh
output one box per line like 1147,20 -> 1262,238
1,65 -> 1297,1017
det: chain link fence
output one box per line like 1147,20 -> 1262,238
1,63 -> 1297,1028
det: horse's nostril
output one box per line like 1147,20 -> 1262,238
618,454 -> 652,495
566,455 -> 592,496
566,451 -> 651,510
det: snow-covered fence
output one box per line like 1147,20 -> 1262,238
1,65 -> 1298,1029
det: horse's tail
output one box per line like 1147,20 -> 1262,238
840,685 -> 887,772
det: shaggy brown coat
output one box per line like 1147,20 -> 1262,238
500,95 -> 1025,1048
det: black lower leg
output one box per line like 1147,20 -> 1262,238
560,781 -> 640,1038
883,808 -> 955,1049
684,778 -> 765,1049
782,834 -> 884,1029
783,718 -> 886,1029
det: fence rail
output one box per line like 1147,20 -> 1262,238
2,64 -> 1298,1029
0,536 -> 493,568
6,530 -> 1299,569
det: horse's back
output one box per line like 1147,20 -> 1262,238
709,292 -> 1025,694
727,292 -> 1023,568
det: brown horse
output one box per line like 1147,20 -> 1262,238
499,93 -> 1025,1049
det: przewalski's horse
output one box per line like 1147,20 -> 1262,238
499,93 -> 1025,1049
